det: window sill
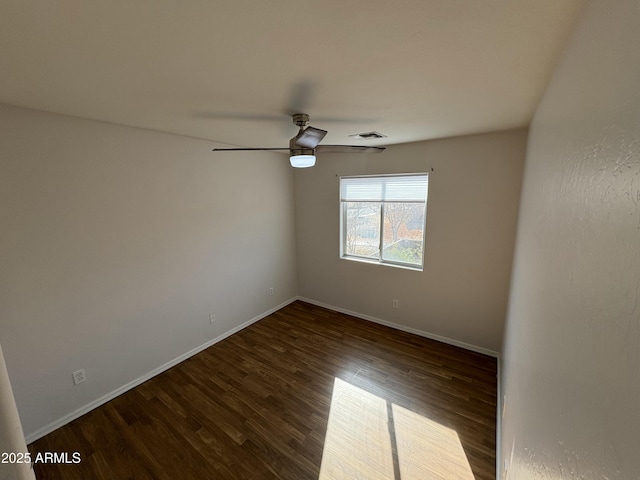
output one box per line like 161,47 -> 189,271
340,255 -> 423,272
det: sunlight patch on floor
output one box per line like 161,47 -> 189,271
319,377 -> 474,480
393,404 -> 474,479
319,377 -> 395,479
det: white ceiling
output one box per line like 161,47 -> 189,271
0,0 -> 584,149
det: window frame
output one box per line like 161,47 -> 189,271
339,173 -> 429,271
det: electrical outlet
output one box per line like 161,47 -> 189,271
269,287 -> 274,296
209,313 -> 216,323
392,299 -> 399,308
72,369 -> 86,385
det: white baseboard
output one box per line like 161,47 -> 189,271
25,297 -> 298,444
296,296 -> 500,358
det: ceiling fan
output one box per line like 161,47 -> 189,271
212,113 -> 385,168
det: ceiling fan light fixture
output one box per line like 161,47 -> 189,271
290,154 -> 316,168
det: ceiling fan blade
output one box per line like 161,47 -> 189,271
197,112 -> 289,122
294,126 -> 328,149
212,147 -> 289,151
315,145 -> 386,154
287,80 -> 315,115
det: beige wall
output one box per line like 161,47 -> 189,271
501,0 -> 640,477
295,129 -> 527,353
0,104 -> 298,440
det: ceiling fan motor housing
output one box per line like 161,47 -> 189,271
291,114 -> 328,150
289,136 -> 314,156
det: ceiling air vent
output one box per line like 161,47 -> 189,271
348,131 -> 387,140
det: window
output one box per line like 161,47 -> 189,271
340,173 -> 429,270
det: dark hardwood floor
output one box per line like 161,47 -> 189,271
28,301 -> 497,479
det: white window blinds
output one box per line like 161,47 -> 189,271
340,174 -> 429,203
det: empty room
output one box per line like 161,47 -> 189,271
1,1 -> 639,479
